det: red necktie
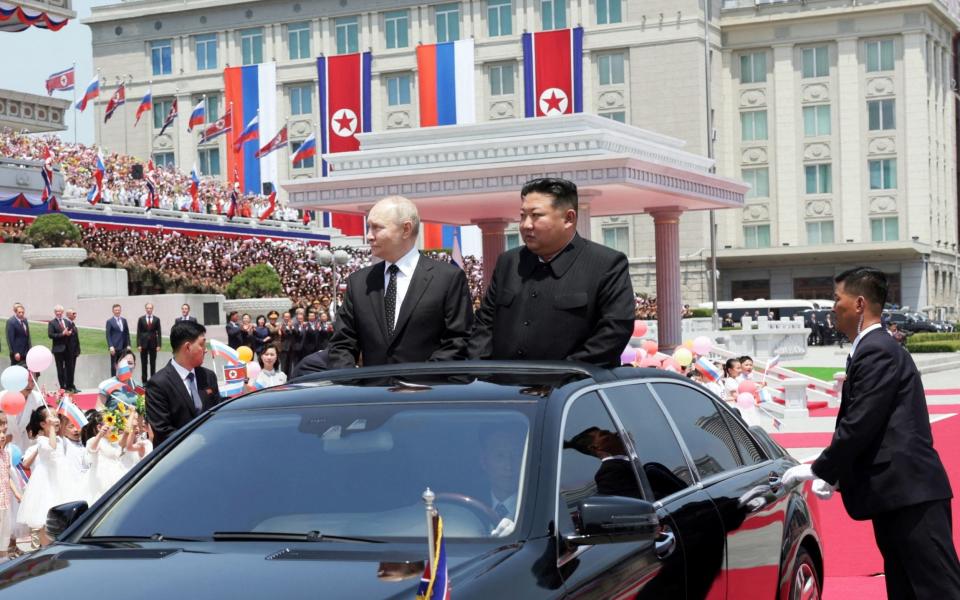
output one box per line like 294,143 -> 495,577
21,320 -> 26,333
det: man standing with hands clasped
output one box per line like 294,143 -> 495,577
137,302 -> 162,382
782,267 -> 960,600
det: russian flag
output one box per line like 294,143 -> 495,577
522,27 -> 584,118
209,339 -> 242,365
695,357 -> 722,383
290,133 -> 317,165
75,75 -> 99,112
187,98 -> 205,132
135,88 -> 153,126
98,377 -> 125,397
233,114 -> 259,152
225,63 -> 278,196
317,53 -> 371,237
58,397 -> 89,429
86,179 -> 102,205
116,357 -> 133,382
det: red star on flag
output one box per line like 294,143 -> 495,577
334,113 -> 355,134
543,91 -> 564,113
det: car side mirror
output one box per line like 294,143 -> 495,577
46,501 -> 89,540
565,496 -> 659,546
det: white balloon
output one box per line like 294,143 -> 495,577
0,365 -> 29,392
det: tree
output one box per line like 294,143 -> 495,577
25,213 -> 81,248
225,264 -> 284,299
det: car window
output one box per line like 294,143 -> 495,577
602,384 -> 694,501
719,408 -> 766,465
557,392 -> 643,538
650,383 -> 743,479
88,404 -> 535,541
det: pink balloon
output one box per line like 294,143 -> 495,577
641,340 -> 659,356
633,321 -> 648,337
246,361 -> 262,381
0,391 -> 25,416
738,380 -> 758,395
736,392 -> 755,409
661,358 -> 681,372
692,336 -> 713,356
25,345 -> 54,373
639,356 -> 661,369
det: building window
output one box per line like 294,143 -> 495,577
207,94 -> 221,122
596,0 -> 621,25
806,221 -> 835,245
505,232 -> 521,249
600,111 -> 626,123
198,147 -> 221,177
385,10 -> 409,49
740,110 -> 768,141
153,152 -> 175,168
803,105 -> 831,137
241,28 -> 264,65
805,164 -> 832,194
386,74 -> 412,106
867,99 -> 896,131
598,53 -> 625,85
739,52 -> 767,84
741,167 -> 769,198
744,224 -> 771,249
289,84 -> 313,116
871,216 -> 899,241
291,140 -> 315,169
487,0 -> 512,37
288,22 -> 311,60
866,39 -> 895,72
489,64 -> 515,96
335,16 -> 359,54
150,39 -> 173,76
541,0 -> 566,30
195,34 -> 218,71
869,159 -> 897,190
801,46 -> 829,78
153,98 -> 173,129
435,3 -> 460,43
602,225 -> 629,254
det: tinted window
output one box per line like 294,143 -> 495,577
603,384 -> 694,500
720,409 -> 766,465
558,392 -> 642,536
651,383 -> 743,479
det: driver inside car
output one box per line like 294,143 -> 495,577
478,427 -> 526,537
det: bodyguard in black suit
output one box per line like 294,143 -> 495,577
48,305 -> 76,391
105,304 -> 130,376
783,267 -> 960,600
136,303 -> 162,382
328,196 -> 473,368
469,178 -> 635,367
6,303 -> 31,366
175,303 -> 198,324
146,320 -> 223,446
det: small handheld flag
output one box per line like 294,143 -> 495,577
258,191 -> 277,222
58,396 -> 89,429
256,125 -> 288,159
415,515 -> 450,600
208,339 -> 242,365
190,164 -> 201,212
46,67 -> 75,96
187,98 -> 206,132
98,377 -> 125,397
290,133 -> 317,165
104,83 -> 126,123
158,98 -> 178,137
233,115 -> 260,152
695,357 -> 722,383
135,88 -> 153,126
761,355 -> 781,384
145,160 -> 159,209
40,147 -> 54,202
451,232 -> 464,270
75,76 -> 99,112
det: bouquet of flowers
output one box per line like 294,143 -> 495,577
135,393 -> 146,418
101,403 -> 129,443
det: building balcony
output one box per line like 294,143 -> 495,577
0,90 -> 70,133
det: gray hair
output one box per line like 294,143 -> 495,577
53,304 -> 64,312
374,196 -> 420,236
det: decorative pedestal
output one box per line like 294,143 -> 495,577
21,247 -> 88,269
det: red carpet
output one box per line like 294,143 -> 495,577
927,388 -> 960,396
810,404 -> 960,419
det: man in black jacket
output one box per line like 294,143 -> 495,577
783,267 -> 960,600
469,178 -> 635,367
146,320 -> 222,446
327,196 -> 473,368
6,303 -> 30,366
47,304 -> 76,391
64,308 -> 81,392
136,302 -> 162,382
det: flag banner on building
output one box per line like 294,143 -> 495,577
522,27 -> 584,118
135,88 -> 152,126
256,125 -> 288,159
103,84 -> 125,123
158,98 -> 178,137
224,62 -> 278,196
187,98 -> 205,132
198,107 -> 233,145
317,52 -> 371,237
75,75 -> 99,112
45,67 -> 74,96
0,4 -> 69,32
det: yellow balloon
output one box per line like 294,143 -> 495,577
673,347 -> 694,367
237,346 -> 254,363
683,339 -> 695,350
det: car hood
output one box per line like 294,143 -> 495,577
0,541 -> 520,599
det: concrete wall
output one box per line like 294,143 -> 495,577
74,293 -> 226,330
0,244 -> 30,272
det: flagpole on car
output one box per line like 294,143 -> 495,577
422,488 -> 436,566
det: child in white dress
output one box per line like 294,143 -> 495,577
16,406 -> 64,548
84,411 -> 130,504
58,412 -> 89,504
120,413 -> 152,471
0,413 -> 20,559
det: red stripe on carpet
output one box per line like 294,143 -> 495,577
770,432 -> 836,447
927,389 -> 960,396
810,403 -> 960,419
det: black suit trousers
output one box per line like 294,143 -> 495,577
140,347 -> 157,381
53,351 -> 68,389
65,352 -> 76,390
872,499 -> 960,600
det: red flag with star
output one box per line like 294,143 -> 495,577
522,28 -> 584,118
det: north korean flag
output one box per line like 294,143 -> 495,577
317,52 -> 371,237
104,84 -> 126,124
522,27 -> 584,118
45,67 -> 74,96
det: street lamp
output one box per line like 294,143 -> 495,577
315,248 -> 351,320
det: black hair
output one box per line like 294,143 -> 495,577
227,311 -> 238,320
521,177 -> 578,213
116,348 -> 136,367
255,315 -> 266,326
738,355 -> 753,364
25,405 -> 50,438
724,358 -> 741,378
81,410 -> 102,445
563,426 -> 600,456
170,320 -> 206,353
835,267 -> 888,308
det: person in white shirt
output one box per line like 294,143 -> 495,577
255,345 -> 287,388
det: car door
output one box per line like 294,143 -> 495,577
651,381 -> 788,599
601,383 -> 728,600
553,391 -> 677,599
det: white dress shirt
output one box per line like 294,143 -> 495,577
850,322 -> 884,360
169,359 -> 201,407
382,246 -> 420,328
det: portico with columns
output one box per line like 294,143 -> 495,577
283,114 -> 747,350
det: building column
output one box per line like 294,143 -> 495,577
903,31 -> 931,244
650,208 -> 684,351
771,43 -> 797,246
836,37 -> 862,243
474,218 -> 509,288
576,200 -> 591,240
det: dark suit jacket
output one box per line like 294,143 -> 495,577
6,318 -> 30,359
66,319 -> 81,357
280,323 -> 297,352
812,327 -> 952,520
136,315 -> 162,350
469,234 -> 635,367
105,316 -> 130,352
328,254 -> 473,368
225,321 -> 243,349
595,458 -> 643,498
174,316 -> 198,324
146,361 -> 223,446
47,318 -> 72,354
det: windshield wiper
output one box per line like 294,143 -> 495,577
79,534 -> 208,543
212,531 -> 383,544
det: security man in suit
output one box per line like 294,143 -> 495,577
136,302 -> 162,382
5,303 -> 31,366
469,178 -> 635,367
175,303 -> 198,324
783,267 -> 960,600
105,303 -> 130,376
327,195 -> 473,368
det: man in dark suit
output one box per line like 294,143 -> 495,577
279,311 -> 298,377
175,303 -> 198,324
47,304 -> 76,392
65,308 -> 81,391
783,267 -> 960,600
6,303 -> 31,366
327,196 -> 473,368
225,311 -> 243,349
136,302 -> 162,382
469,178 -> 635,367
105,303 -> 130,376
565,426 -> 643,498
146,320 -> 222,446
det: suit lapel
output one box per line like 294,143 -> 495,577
365,262 -> 390,342
391,258 -> 433,340
165,363 -> 197,417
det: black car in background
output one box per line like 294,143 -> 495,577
883,310 -> 938,333
0,362 -> 823,599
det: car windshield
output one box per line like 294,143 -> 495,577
89,402 -> 536,541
